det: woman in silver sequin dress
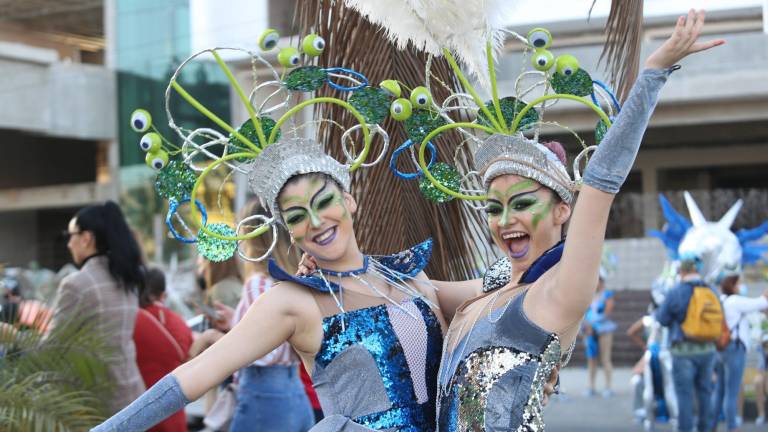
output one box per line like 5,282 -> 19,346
430,11 -> 724,431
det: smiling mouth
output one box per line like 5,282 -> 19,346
501,231 -> 530,259
312,226 -> 337,246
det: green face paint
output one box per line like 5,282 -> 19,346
280,178 -> 347,231
530,199 -> 554,229
279,177 -> 322,207
488,179 -> 537,202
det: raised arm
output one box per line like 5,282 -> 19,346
92,284 -> 313,431
547,10 -> 724,329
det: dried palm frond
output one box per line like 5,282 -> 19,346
296,0 -> 495,281
596,0 -> 644,102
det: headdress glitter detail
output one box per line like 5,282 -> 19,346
128,30 -> 397,262
381,26 -> 619,205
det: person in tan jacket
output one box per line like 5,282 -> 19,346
51,201 -> 147,415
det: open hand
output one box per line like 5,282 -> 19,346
212,302 -> 234,332
645,9 -> 725,70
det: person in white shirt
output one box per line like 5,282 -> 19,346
710,273 -> 768,432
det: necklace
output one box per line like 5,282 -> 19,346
315,255 -> 369,277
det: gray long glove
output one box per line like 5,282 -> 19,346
582,67 -> 676,193
91,374 -> 190,431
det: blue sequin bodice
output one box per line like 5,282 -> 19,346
312,297 -> 443,431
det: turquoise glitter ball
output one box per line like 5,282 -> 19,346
155,159 -> 196,201
405,109 -> 447,145
595,119 -> 609,144
284,66 -> 328,92
196,223 -> 238,262
349,87 -> 390,124
478,97 -> 539,132
419,162 -> 461,203
550,68 -> 593,97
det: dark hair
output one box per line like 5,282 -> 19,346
141,267 -> 166,307
720,274 -> 740,296
75,201 -> 145,294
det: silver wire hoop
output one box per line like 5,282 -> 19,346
236,215 -> 278,262
573,145 -> 597,183
341,123 -> 389,168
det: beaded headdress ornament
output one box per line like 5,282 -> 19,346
376,26 -> 622,206
127,29 -> 399,262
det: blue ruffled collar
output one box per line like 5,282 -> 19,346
482,240 -> 565,292
268,238 -> 433,293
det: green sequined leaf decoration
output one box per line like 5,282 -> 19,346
595,118 -> 609,144
349,87 -> 390,124
419,162 -> 461,203
405,109 -> 447,145
228,117 -> 278,160
196,223 -> 238,262
550,68 -> 594,97
284,66 -> 328,92
478,97 -> 539,132
155,159 -> 196,202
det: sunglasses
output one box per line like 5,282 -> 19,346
60,230 -> 84,240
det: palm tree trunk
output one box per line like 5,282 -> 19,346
296,0 -> 495,281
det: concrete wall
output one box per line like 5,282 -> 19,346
492,31 -> 768,131
0,52 -> 116,140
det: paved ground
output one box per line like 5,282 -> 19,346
546,367 -> 764,432
188,367 -> 764,431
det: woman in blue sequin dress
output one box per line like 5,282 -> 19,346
431,12 -> 724,431
93,137 -> 448,432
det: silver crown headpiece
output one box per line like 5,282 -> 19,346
248,139 -> 351,223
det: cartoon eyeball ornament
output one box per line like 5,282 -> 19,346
302,34 -> 326,57
390,98 -> 413,121
410,86 -> 432,109
130,109 -> 152,133
531,49 -> 554,71
278,47 -> 301,68
259,29 -> 280,51
146,149 -> 169,170
527,28 -> 552,49
139,132 -> 162,153
379,80 -> 401,98
555,54 -> 580,76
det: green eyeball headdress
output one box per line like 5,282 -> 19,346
385,27 -> 620,206
129,29 -> 399,262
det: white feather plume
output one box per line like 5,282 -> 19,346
342,0 -> 521,88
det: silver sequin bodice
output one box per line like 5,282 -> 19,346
437,291 -> 560,431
